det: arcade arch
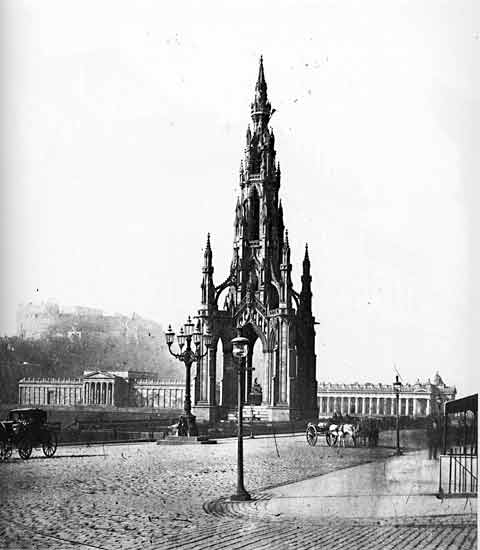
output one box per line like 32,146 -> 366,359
215,338 -> 224,406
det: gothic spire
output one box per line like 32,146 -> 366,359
300,243 -> 312,317
204,233 -> 212,267
256,55 -> 267,96
303,243 -> 310,271
251,56 -> 271,130
282,228 -> 291,264
201,233 -> 215,309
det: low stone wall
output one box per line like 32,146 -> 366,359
0,404 -> 182,430
59,430 -> 162,445
379,429 -> 429,450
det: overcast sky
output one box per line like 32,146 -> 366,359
1,1 -> 478,396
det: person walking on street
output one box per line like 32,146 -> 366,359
427,417 -> 440,459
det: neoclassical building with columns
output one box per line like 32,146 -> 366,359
317,372 -> 456,418
18,370 -> 190,410
18,369 -> 456,420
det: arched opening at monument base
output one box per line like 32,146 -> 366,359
249,337 -> 265,406
240,322 -> 267,406
215,338 -> 224,406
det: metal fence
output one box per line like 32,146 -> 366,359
439,448 -> 478,498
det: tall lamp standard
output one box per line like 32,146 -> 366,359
393,375 -> 402,455
436,395 -> 445,454
165,317 -> 212,437
230,333 -> 251,502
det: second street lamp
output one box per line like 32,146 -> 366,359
230,333 -> 251,501
393,375 -> 402,455
166,317 -> 212,437
436,395 -> 445,454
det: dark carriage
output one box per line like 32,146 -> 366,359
0,408 -> 58,460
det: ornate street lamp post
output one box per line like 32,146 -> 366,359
230,333 -> 251,501
165,317 -> 212,437
393,375 -> 402,455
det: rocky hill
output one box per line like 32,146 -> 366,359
0,303 -> 185,403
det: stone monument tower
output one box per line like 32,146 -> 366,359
192,57 -> 318,423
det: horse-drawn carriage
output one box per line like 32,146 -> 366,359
306,417 -> 359,447
0,408 -> 58,460
306,416 -> 381,448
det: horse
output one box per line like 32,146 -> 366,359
328,423 -> 358,447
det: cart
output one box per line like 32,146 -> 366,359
0,408 -> 58,460
306,420 -> 336,447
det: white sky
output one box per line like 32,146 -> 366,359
1,1 -> 478,397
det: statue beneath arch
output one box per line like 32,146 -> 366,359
192,57 -> 318,423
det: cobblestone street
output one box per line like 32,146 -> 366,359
0,436 -> 476,549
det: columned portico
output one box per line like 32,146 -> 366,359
317,376 -> 456,419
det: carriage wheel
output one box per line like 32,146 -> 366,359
306,426 -> 318,446
18,437 -> 33,460
0,441 -> 13,461
42,432 -> 57,458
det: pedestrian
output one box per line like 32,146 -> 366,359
427,417 -> 439,459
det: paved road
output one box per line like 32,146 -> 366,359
0,437 -> 475,549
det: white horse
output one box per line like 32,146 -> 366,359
329,423 -> 358,447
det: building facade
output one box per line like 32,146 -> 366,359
317,373 -> 456,418
18,370 -> 456,419
191,58 -> 318,423
18,371 -> 190,410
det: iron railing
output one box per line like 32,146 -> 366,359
438,448 -> 477,498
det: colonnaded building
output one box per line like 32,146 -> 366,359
18,370 -> 455,419
18,371 -> 189,409
317,372 -> 456,418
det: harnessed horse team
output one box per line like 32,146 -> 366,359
327,422 -> 359,447
306,416 -> 380,448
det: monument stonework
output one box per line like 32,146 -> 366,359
192,58 -> 319,423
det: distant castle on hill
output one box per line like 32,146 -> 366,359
5,301 -> 183,387
16,301 -> 145,344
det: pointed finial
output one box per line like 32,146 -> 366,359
285,228 -> 289,245
204,233 -> 212,264
304,243 -> 309,260
256,55 -> 266,90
